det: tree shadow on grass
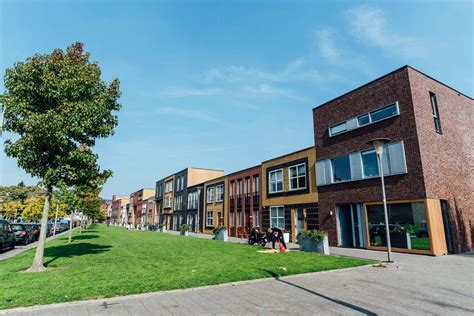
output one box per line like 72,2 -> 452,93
44,243 -> 112,267
70,234 -> 100,241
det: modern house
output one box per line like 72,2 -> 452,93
227,166 -> 262,237
130,188 -> 155,228
144,197 -> 157,225
156,168 -> 224,231
111,195 -> 129,224
186,183 -> 205,232
261,147 -> 319,242
313,65 -> 473,255
202,176 -> 228,234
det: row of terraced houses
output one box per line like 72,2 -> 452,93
110,66 -> 473,256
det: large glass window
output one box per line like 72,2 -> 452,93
331,155 -> 351,182
253,176 -> 260,193
330,122 -> 347,135
253,210 -> 260,227
367,202 -> 430,251
289,163 -> 307,190
230,211 -> 235,227
270,206 -> 285,229
206,211 -> 214,227
361,150 -> 379,178
269,169 -> 283,193
357,114 -> 370,126
370,103 -> 398,122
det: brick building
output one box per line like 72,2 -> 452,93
111,195 -> 129,224
313,65 -> 473,255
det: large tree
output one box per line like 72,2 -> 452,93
1,42 -> 121,272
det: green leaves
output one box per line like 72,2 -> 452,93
1,42 -> 121,188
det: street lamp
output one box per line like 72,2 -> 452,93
367,138 -> 393,263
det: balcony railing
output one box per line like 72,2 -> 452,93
244,193 -> 251,206
236,194 -> 242,207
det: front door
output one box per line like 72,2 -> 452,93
295,208 -> 305,237
337,204 -> 366,248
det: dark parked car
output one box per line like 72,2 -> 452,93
0,220 -> 15,252
11,223 -> 36,245
29,224 -> 41,241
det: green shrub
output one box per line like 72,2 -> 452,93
297,230 -> 327,243
179,224 -> 190,232
212,226 -> 227,235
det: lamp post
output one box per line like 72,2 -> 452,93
367,138 -> 393,263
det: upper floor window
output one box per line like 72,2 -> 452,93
230,181 -> 235,197
173,195 -> 183,211
329,102 -> 399,136
216,185 -> 224,202
430,92 -> 442,134
237,180 -> 243,195
269,169 -> 283,193
316,141 -> 407,186
165,180 -> 173,193
253,175 -> 260,193
245,177 -> 251,194
206,187 -> 215,203
288,163 -> 307,190
164,196 -> 172,208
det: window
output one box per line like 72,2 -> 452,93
430,93 -> 442,133
361,150 -> 379,178
331,155 -> 351,182
253,210 -> 260,227
206,211 -> 214,227
165,180 -> 173,193
173,195 -> 182,210
187,192 -> 198,209
370,103 -> 398,122
367,202 -> 429,250
237,180 -> 242,195
230,211 -> 235,227
289,163 -> 307,190
164,196 -> 172,208
206,187 -> 214,203
270,206 -> 285,229
330,122 -> 347,136
316,141 -> 407,186
245,178 -> 251,193
269,169 -> 283,193
238,211 -> 243,227
253,176 -> 260,193
230,181 -> 235,197
357,114 -> 370,126
216,185 -> 224,202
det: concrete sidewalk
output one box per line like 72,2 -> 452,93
2,248 -> 473,315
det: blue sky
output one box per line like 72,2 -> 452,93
1,0 -> 473,198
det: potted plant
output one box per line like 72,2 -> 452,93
283,229 -> 290,244
158,223 -> 166,233
212,226 -> 228,242
179,224 -> 190,236
297,230 -> 329,254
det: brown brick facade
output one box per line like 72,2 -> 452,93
313,66 -> 473,253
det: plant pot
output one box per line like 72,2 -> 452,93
215,230 -> 228,242
283,233 -> 290,244
160,227 -> 166,233
180,230 -> 189,236
299,235 -> 330,254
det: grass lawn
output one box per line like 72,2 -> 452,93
0,224 -> 374,309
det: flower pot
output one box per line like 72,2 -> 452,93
299,235 -> 330,254
215,230 -> 228,242
283,232 -> 290,244
180,230 -> 189,236
160,226 -> 166,233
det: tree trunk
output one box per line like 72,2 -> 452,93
26,184 -> 52,272
68,212 -> 74,243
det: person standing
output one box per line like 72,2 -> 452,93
267,227 -> 287,250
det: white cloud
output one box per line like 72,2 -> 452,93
245,83 -> 308,102
346,5 -> 424,57
159,87 -> 228,97
315,28 -> 339,62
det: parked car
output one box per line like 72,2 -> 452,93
28,224 -> 41,241
0,219 -> 16,252
11,223 -> 36,245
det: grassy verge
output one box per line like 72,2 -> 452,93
0,224 -> 374,309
